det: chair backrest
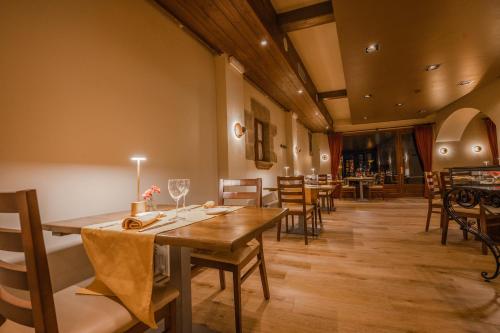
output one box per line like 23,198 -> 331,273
277,176 -> 306,211
439,171 -> 451,194
218,179 -> 262,208
424,172 -> 441,199
318,174 -> 328,185
0,190 -> 57,332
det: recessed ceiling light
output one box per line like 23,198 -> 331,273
425,64 -> 441,71
418,109 -> 427,114
365,43 -> 379,54
363,116 -> 368,120
315,111 -> 320,116
395,103 -> 404,107
260,39 -> 268,47
458,80 -> 474,85
364,94 -> 372,99
326,126 -> 329,130
298,89 -> 304,94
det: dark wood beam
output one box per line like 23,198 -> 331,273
277,1 -> 335,32
318,89 -> 347,100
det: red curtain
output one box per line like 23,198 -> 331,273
484,118 -> 499,165
328,132 -> 343,179
414,125 -> 433,172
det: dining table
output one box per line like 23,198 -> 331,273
344,176 -> 375,201
42,205 -> 288,333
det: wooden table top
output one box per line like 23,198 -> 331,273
42,206 -> 288,252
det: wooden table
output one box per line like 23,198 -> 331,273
344,177 -> 375,201
43,206 -> 288,333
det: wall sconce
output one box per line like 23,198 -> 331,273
472,145 -> 482,153
233,122 -> 246,138
438,147 -> 449,155
321,153 -> 329,161
294,146 -> 301,154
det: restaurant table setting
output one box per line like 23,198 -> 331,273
78,204 -> 244,328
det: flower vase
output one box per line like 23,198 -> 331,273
146,199 -> 157,212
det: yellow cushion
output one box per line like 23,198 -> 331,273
282,203 -> 315,213
0,278 -> 178,333
192,239 -> 260,265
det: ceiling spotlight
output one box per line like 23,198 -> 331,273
298,89 -> 304,94
458,80 -> 474,85
364,94 -> 372,99
425,64 -> 441,71
363,116 -> 368,120
395,103 -> 404,107
326,126 -> 329,130
365,43 -> 379,54
315,111 -> 320,116
260,39 -> 268,47
418,109 -> 427,114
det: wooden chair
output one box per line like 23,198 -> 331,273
424,171 -> 445,232
368,174 -> 385,200
318,174 -> 333,212
340,179 -> 356,200
276,176 -> 316,245
0,190 -> 178,333
191,178 -> 269,333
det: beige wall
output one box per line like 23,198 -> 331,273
215,55 -> 289,189
312,133 -> 331,175
0,0 -> 218,222
293,120 -> 313,176
433,114 -> 492,171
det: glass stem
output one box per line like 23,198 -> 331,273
175,198 -> 179,218
183,195 -> 186,210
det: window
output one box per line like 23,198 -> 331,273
255,119 -> 266,161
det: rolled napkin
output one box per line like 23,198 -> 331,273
202,200 -> 216,209
122,212 -> 166,230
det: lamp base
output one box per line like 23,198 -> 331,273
131,201 -> 146,217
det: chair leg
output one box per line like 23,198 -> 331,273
318,206 -> 323,230
256,234 -> 270,299
441,211 -> 449,245
462,219 -> 468,240
232,268 -> 242,333
480,216 -> 488,255
425,204 -> 432,232
219,269 -> 226,290
292,215 -> 295,230
277,217 -> 282,242
304,214 -> 309,245
164,299 -> 176,333
285,215 -> 289,233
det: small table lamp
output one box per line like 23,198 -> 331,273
131,156 -> 147,201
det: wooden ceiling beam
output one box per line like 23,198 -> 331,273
278,1 -> 335,32
318,89 -> 347,100
246,0 -> 333,129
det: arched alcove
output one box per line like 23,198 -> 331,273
436,108 -> 481,142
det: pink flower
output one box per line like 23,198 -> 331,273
142,189 -> 153,200
151,185 -> 161,194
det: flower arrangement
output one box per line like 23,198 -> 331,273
142,185 -> 161,211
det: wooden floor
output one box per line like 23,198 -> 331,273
190,198 -> 500,333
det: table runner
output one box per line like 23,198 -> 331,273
79,205 -> 243,328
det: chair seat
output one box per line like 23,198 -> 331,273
0,278 -> 179,333
192,240 -> 260,265
431,198 -> 443,206
453,206 -> 480,217
342,186 -> 355,190
282,203 -> 315,214
369,185 -> 384,189
318,191 -> 329,196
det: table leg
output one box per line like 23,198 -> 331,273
359,181 -> 364,200
170,246 -> 192,333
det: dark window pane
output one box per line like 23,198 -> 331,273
401,132 -> 424,184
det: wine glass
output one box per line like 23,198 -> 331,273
168,179 -> 184,219
179,179 -> 190,211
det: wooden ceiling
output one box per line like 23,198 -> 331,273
155,0 -> 333,132
334,0 -> 500,124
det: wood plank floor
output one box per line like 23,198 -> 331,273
190,198 -> 500,333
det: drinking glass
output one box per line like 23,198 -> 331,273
179,179 -> 190,210
168,179 -> 184,218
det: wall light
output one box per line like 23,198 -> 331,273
233,122 -> 246,138
321,153 -> 329,161
472,145 -> 482,153
438,147 -> 449,155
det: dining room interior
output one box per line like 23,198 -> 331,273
2,0 -> 500,332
